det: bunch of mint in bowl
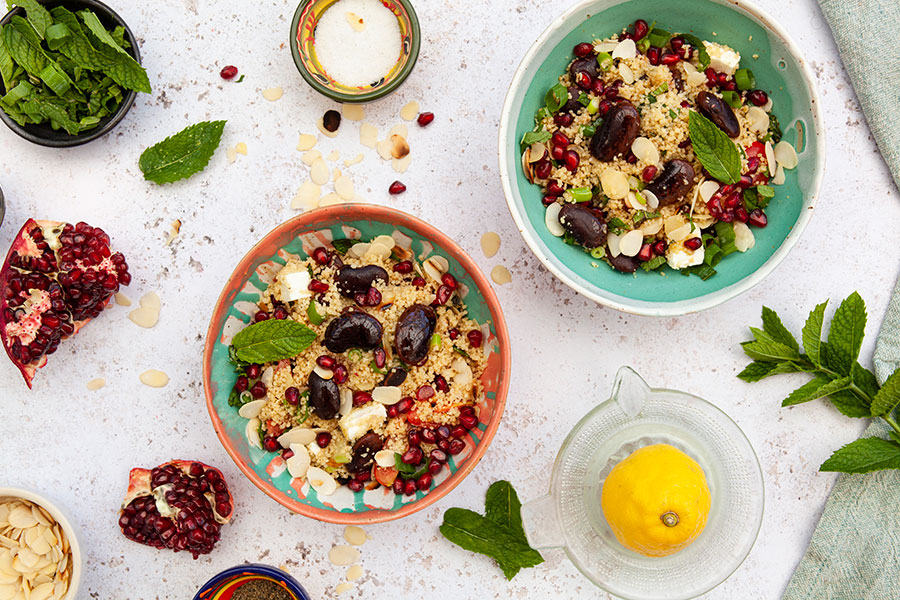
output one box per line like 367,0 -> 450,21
0,0 -> 151,147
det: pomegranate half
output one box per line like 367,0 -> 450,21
118,460 -> 234,559
0,219 -> 131,387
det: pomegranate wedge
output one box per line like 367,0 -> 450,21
0,219 -> 130,387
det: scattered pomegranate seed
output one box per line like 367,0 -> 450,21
450,425 -> 467,439
263,437 -> 279,452
747,156 -> 761,173
422,428 -> 437,444
332,364 -> 348,384
684,237 -> 703,251
254,310 -> 269,322
448,328 -> 460,340
591,79 -> 606,97
459,405 -> 475,417
670,36 -> 684,51
574,71 -> 593,90
428,460 -> 443,475
647,46 -> 661,65
352,390 -> 373,407
661,52 -> 680,65
723,192 -> 741,209
417,474 -> 433,491
550,144 -> 565,161
437,439 -> 451,453
707,198 -> 723,218
546,180 -> 565,196
633,19 -> 649,40
430,449 -> 448,463
404,479 -> 417,496
355,470 -> 371,482
392,479 -> 404,495
637,243 -> 653,262
534,160 -> 552,179
705,67 -> 718,83
393,260 -> 413,274
441,273 -> 458,290
397,397 -> 414,413
308,279 -> 329,293
402,447 -> 423,465
433,284 -> 453,305
563,150 -> 580,172
365,287 -> 382,306
250,381 -> 267,399
735,207 -> 750,223
641,165 -> 658,182
312,247 -> 329,265
408,428 -> 422,446
417,385 -> 435,401
448,439 -> 465,455
348,480 -> 364,492
373,347 -> 386,368
720,211 -> 735,223
467,330 -> 483,348
652,240 -> 667,256
273,306 -> 288,320
748,209 -> 768,228
573,42 -> 593,57
738,175 -> 753,189
316,355 -> 336,369
721,80 -> 736,91
220,65 -> 238,80
316,432 -> 332,448
388,180 -> 407,195
626,152 -> 638,164
285,386 -> 300,406
599,99 -> 613,115
412,276 -> 426,288
550,131 -> 569,148
387,404 -> 400,418
246,364 -> 261,379
417,112 -> 434,127
460,414 -> 478,430
282,448 -> 294,460
553,112 -> 573,127
436,426 -> 451,440
434,374 -> 449,393
747,90 -> 769,106
234,376 -> 248,392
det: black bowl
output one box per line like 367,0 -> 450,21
0,0 -> 142,147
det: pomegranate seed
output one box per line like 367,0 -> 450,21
316,432 -> 332,448
402,447 -> 423,465
373,347 -> 386,368
652,240 -> 667,256
747,89 -> 769,106
459,405 -> 475,417
748,209 -> 768,228
312,247 -> 329,264
263,437 -> 279,452
720,184 -> 735,195
563,150 -> 580,172
433,285 -> 453,305
366,287 -> 382,306
441,273 -> 458,290
661,52 -> 680,65
285,386 -> 300,406
448,439 -> 465,455
735,207 -> 750,223
348,480 -> 364,492
675,46 -> 687,59
282,449 -> 294,460
739,174 -> 753,189
534,160 -> 552,179
417,385 -> 435,401
421,428 -> 437,444
412,276 -> 426,288
684,237 -> 703,251
404,479 -> 417,496
670,36 -> 684,51
428,461 -> 443,475
273,306 -> 288,320
747,156 -> 760,173
637,243 -> 653,262
437,439 -> 451,452
417,474 -> 433,491
436,426 -> 451,440
450,425 -> 467,439
546,180 -> 565,196
250,381 -> 267,399
467,330 -> 483,348
550,144 -> 565,161
431,449 -> 448,463
550,131 -> 569,148
641,165 -> 658,182
599,99 -> 613,115
434,374 -> 449,393
575,71 -> 593,90
333,365 -> 348,384
389,180 -> 407,195
721,80 -> 736,91
720,210 -> 735,223
417,112 -> 434,127
234,376 -> 248,392
397,397 -> 414,413
316,355 -> 336,369
392,479 -> 404,495
408,429 -> 422,446
254,310 -> 269,322
723,192 -> 742,209
352,390 -> 373,406
219,65 -> 238,80
718,73 -> 729,84
573,42 -> 593,57
387,404 -> 400,418
393,260 -> 414,274
626,152 -> 638,164
705,68 -> 718,83
355,470 -> 371,482
448,328 -> 460,340
591,79 -> 605,96
553,112 -> 573,127
308,279 -> 329,293
633,19 -> 649,40
647,46 -> 661,65
460,414 -> 478,430
246,364 -> 261,379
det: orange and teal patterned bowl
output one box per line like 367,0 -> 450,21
193,564 -> 310,600
202,205 -> 510,524
290,0 -> 420,103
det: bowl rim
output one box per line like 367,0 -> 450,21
288,0 -> 421,104
202,203 -> 511,524
0,0 -> 141,148
0,486 -> 83,600
192,563 -> 311,600
497,0 -> 825,317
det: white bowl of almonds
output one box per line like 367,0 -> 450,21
0,488 -> 81,600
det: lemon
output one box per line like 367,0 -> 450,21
601,443 -> 711,558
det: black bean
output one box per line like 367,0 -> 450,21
335,265 -> 388,298
646,160 -> 696,206
589,102 -> 641,162
394,304 -> 437,366
696,91 -> 740,138
558,204 -> 607,249
324,312 -> 383,353
323,109 -> 341,132
308,371 -> 340,420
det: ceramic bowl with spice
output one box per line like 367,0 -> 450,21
290,0 -> 420,103
0,0 -> 144,148
193,564 -> 310,600
203,204 -> 511,524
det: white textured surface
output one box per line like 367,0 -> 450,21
0,0 -> 897,599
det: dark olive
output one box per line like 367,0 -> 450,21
646,160 -> 696,206
608,253 -> 639,274
589,102 -> 641,162
324,312 -> 383,353
558,204 -> 607,249
394,304 -> 437,366
323,109 -> 341,133
569,57 -> 600,80
308,371 -> 340,420
696,91 -> 740,138
349,432 -> 383,473
383,367 -> 408,387
336,265 -> 388,298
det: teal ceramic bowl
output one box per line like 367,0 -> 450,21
499,0 -> 823,316
203,205 -> 510,524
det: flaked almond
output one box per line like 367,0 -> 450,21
480,232 -> 501,258
733,221 -> 756,252
618,62 -> 635,84
313,365 -> 334,380
374,449 -> 395,468
600,168 -> 629,199
342,104 -> 365,121
310,158 -> 330,185
278,428 -> 316,448
319,193 -> 344,207
165,219 -> 182,246
286,444 -> 311,478
643,189 -> 660,210
491,265 -> 511,285
327,150 -> 340,162
344,153 -> 364,167
238,399 -> 266,419
139,370 -> 169,388
301,149 -> 323,166
306,467 -> 337,496
639,219 -> 663,235
522,148 -> 535,183
291,180 -> 321,210
262,87 -> 283,101
631,137 -> 659,165
774,140 -> 798,169
345,11 -> 365,31
346,565 -> 364,582
390,134 -> 410,159
334,176 -> 355,200
329,545 -> 360,566
246,418 -> 262,449
360,122 -> 378,148
376,139 -> 393,160
366,242 -> 392,260
388,123 -> 408,139
682,61 -> 707,86
698,180 -> 720,203
764,141 -> 776,177
86,378 -> 105,391
114,293 -> 131,307
371,386 -> 401,405
140,292 -> 161,311
664,214 -> 687,235
336,582 -> 354,595
772,163 -> 786,185
544,202 -> 565,237
343,525 -> 367,546
607,232 -> 622,258
400,101 -> 419,121
618,229 -> 644,257
528,142 -> 546,163
747,106 -> 768,134
594,41 -> 618,53
128,306 -> 159,329
668,222 -> 698,242
235,142 -> 248,155
612,38 -> 637,59
226,146 -> 237,163
392,155 -> 412,174
297,133 -> 317,151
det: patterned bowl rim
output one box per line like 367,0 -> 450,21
202,204 -> 511,524
289,0 -> 421,103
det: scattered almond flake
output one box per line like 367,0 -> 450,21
372,386 -> 401,404
328,545 -> 360,566
165,219 -> 182,246
128,307 -> 159,329
343,526 -> 367,546
334,176 -> 355,200
310,158 -> 330,185
594,41 -> 617,52
286,445 -> 311,478
345,11 -> 365,31
302,149 -> 323,166
140,291 -> 161,311
772,163 -> 786,185
400,101 -> 419,121
307,467 -> 337,495
317,118 -> 339,138
336,582 -> 354,595
262,87 -> 283,101
643,189 -> 660,210
612,38 -> 637,59
346,564 -> 364,582
618,229 -> 643,257
86,378 -> 105,391
297,133 -> 318,151
319,193 -> 344,207
327,150 -> 340,162
226,146 -> 237,163
698,180 -> 720,203
390,134 -> 410,159
344,153 -> 364,167
491,265 -> 511,285
607,232 -> 622,258
114,293 -> 132,307
292,180 -> 321,210
618,62 -> 634,84
392,155 -> 412,173
774,140 -> 798,169
544,203 -> 564,237
278,428 -> 316,447
733,221 -> 756,252
235,142 -> 248,155
360,122 -> 378,148
480,232 -> 501,258
747,106 -> 768,134
139,369 -> 169,388
764,141 -> 777,177
600,168 -> 629,199
375,139 -> 393,160
374,449 -> 395,467
333,168 -> 343,180
631,137 -> 659,165
388,123 -> 408,139
342,104 -> 365,121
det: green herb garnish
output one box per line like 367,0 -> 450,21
370,360 -> 388,375
763,113 -> 782,143
734,68 -> 755,91
544,83 -> 567,113
675,33 -> 710,68
646,28 -> 671,48
668,108 -> 679,120
231,319 -> 317,364
738,293 -> 900,473
641,255 -> 667,271
139,120 -> 226,184
331,238 -> 362,254
632,210 -> 660,227
236,74 -> 245,83
534,106 -> 550,125
688,110 -> 741,184
521,130 -> 551,145
295,391 -> 311,424
608,217 -> 628,235
581,124 -> 596,138
453,347 -> 471,359
306,299 -> 325,326
646,82 -> 668,104
440,481 -> 544,580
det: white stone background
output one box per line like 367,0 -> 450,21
0,0 -> 898,598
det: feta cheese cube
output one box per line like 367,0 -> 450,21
703,41 -> 741,75
339,403 -> 387,442
666,237 -> 705,270
279,265 -> 312,302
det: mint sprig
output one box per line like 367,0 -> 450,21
231,319 -> 317,364
440,481 -> 543,580
738,292 -> 900,473
139,120 -> 226,184
688,110 -> 741,184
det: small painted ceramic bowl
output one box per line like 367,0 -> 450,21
0,487 -> 83,600
193,564 -> 310,600
203,205 -> 510,524
0,0 -> 141,147
498,0 -> 824,316
289,0 -> 420,103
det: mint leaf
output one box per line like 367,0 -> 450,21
688,110 -> 741,184
20,95 -> 81,134
139,120 -> 227,184
676,34 -> 710,68
802,301 -> 828,367
50,7 -> 111,71
13,0 -> 52,38
782,376 -> 850,407
77,9 -> 150,93
485,481 -> 526,539
825,292 -> 867,376
0,26 -> 14,91
740,339 -> 800,362
331,239 -> 362,254
871,368 -> 900,418
820,437 -> 900,473
827,389 -> 871,418
231,319 -> 316,364
851,362 -> 880,399
761,306 -> 798,351
738,360 -> 802,382
521,130 -> 550,145
3,17 -> 46,75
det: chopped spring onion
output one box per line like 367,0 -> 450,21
569,187 -> 592,203
647,82 -> 668,104
596,52 -> 613,71
545,83 -> 568,113
347,348 -> 363,362
577,92 -> 591,106
641,255 -> 667,271
370,361 -> 388,375
734,68 -> 755,91
721,90 -> 742,109
634,191 -> 648,206
581,124 -> 596,138
590,247 -> 606,259
587,96 -> 600,115
430,334 -> 442,349
306,299 -> 325,325
636,37 -> 650,53
333,454 -> 351,464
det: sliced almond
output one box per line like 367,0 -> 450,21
664,214 -> 687,235
643,189 -> 660,210
128,306 -> 159,329
639,218 -> 663,235
392,155 -> 412,173
764,141 -> 776,177
306,467 -> 337,496
774,140 -> 798,169
733,221 -> 756,252
235,142 -> 248,156
544,202 -> 565,237
226,146 -> 237,163
334,176 -> 355,200
319,193 -> 344,207
422,256 -> 449,281
618,229 -> 644,257
346,565 -> 364,582
278,428 -> 316,448
631,137 -> 659,165
374,449 -> 395,468
390,134 -> 410,160
313,365 -> 334,380
698,180 -> 720,203
139,370 -> 169,388
342,104 -> 365,121
612,38 -> 637,59
747,106 -> 768,134
238,399 -> 266,419
375,139 -> 393,160
262,87 -> 283,101
360,122 -> 378,148
400,101 -> 419,121
291,180 -> 321,210
772,163 -> 786,185
618,62 -> 635,84
301,149 -> 323,166
366,242 -> 392,259
310,158 -> 330,185
114,293 -> 131,307
600,168 -> 629,199
607,232 -> 622,258
388,123 -> 408,139
297,133 -> 317,151
343,525 -> 367,546
286,444 -> 311,479
371,386 -> 401,405
343,153 -> 364,167
8,508 -> 36,530
329,545 -> 360,566
480,232 -> 501,258
86,378 -> 105,391
682,61 -> 707,86
668,222 -> 698,242
327,150 -> 340,162
491,265 -> 511,285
